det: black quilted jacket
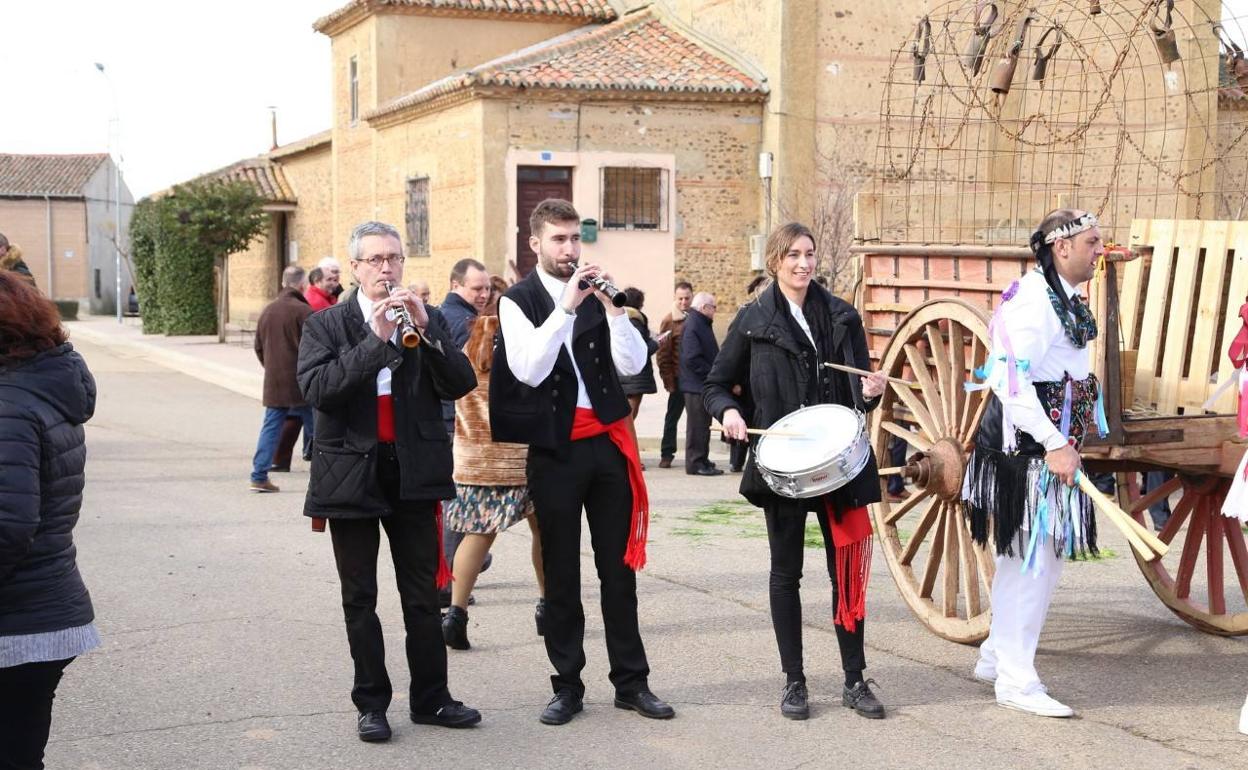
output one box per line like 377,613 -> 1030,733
297,289 -> 477,518
0,344 -> 96,636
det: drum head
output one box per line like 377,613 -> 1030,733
755,404 -> 862,474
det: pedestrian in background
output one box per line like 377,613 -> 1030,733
0,271 -> 100,769
249,266 -> 315,492
318,257 -> 344,299
305,267 -> 339,311
681,292 -> 722,476
656,281 -> 693,467
0,233 -> 35,285
619,287 -> 659,468
441,312 -> 545,650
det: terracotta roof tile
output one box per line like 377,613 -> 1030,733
368,14 -> 766,121
0,153 -> 108,197
314,0 -> 615,33
187,158 -> 297,204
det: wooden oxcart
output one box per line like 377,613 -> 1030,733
855,220 -> 1248,642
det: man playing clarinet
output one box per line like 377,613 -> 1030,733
491,198 -> 674,725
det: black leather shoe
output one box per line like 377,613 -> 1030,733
780,681 -> 809,720
410,700 -> 481,728
357,711 -> 391,742
442,606 -> 470,650
843,679 -> 885,719
534,597 -> 547,637
614,690 -> 675,719
302,449 -> 312,462
268,463 -> 291,473
687,466 -> 724,477
539,691 -> 583,725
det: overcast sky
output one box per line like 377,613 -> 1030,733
1,0 -> 340,198
3,0 -> 1247,199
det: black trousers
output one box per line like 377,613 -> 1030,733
764,507 -> 866,678
683,392 -> 712,472
660,390 -> 684,459
528,434 -> 650,697
329,447 -> 450,714
0,657 -> 73,770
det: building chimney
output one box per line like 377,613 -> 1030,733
268,106 -> 278,151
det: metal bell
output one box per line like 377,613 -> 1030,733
1153,27 -> 1180,64
1032,25 -> 1062,81
963,2 -> 999,76
991,14 -> 1033,95
912,17 -> 932,82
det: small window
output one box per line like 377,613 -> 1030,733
406,177 -> 430,256
349,56 -> 359,125
601,167 -> 667,231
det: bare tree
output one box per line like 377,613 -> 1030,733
776,145 -> 866,298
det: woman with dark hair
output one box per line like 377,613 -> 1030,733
0,271 -> 99,768
618,286 -> 659,467
704,223 -> 889,721
441,311 -> 545,650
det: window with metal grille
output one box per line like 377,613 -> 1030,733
406,177 -> 430,256
601,167 -> 667,231
349,56 -> 359,125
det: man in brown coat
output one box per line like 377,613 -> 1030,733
249,266 -> 315,492
655,280 -> 693,467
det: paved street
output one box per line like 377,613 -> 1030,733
45,333 -> 1248,769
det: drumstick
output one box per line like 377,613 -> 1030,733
711,422 -> 803,438
1075,473 -> 1168,561
822,362 -> 919,389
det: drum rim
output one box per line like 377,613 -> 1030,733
755,404 -> 866,477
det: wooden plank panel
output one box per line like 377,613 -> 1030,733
1157,220 -> 1204,413
1134,219 -> 1177,406
1181,220 -> 1231,410
1119,218 -> 1151,350
1213,221 -> 1248,413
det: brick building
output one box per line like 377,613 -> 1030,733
0,153 -> 134,314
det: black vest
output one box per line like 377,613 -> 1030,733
490,271 -> 630,453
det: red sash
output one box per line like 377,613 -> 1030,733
825,502 -> 873,633
570,407 -> 650,570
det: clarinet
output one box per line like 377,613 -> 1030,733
384,281 -> 421,348
577,273 -> 628,307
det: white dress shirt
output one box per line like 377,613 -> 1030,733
356,289 -> 397,396
991,270 -> 1091,452
786,296 -> 816,349
499,267 -> 647,409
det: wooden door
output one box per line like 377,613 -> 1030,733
516,166 -> 572,277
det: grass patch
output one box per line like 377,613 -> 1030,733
671,500 -> 767,541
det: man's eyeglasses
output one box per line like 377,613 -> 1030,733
354,255 -> 406,267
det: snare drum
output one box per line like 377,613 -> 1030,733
754,404 -> 871,499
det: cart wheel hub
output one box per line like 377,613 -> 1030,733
904,439 -> 965,501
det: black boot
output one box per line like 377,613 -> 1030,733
535,597 -> 547,637
442,606 -> 470,650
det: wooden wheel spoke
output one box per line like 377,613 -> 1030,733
959,335 -> 984,439
1208,508 -> 1226,615
920,503 -> 948,599
1175,498 -> 1210,600
890,381 -> 941,443
881,419 -> 932,452
1222,516 -> 1248,607
960,388 -> 991,447
955,504 -> 982,617
885,486 -> 934,526
900,499 -> 941,566
941,503 -> 960,617
1158,492 -> 1196,545
904,343 -> 948,435
947,321 -> 967,443
1128,476 -> 1183,516
925,323 -> 956,431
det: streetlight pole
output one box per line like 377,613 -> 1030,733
95,62 -> 124,324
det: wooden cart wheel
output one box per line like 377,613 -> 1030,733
1116,472 -> 1248,636
869,298 -> 996,644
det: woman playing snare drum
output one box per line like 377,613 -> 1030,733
704,222 -> 889,721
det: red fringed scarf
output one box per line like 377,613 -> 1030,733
433,500 -> 452,589
570,407 -> 650,570
826,501 -> 873,632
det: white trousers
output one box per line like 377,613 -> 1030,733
976,534 -> 1064,697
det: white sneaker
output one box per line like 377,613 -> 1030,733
972,663 -> 996,685
996,689 -> 1074,718
1238,695 -> 1248,735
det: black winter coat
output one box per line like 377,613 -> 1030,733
0,344 -> 96,636
703,282 -> 881,516
679,309 -> 719,395
618,308 -> 658,396
297,289 -> 477,518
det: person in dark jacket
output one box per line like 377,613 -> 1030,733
0,234 -> 35,285
618,287 -> 659,466
704,222 -> 889,722
248,266 -> 315,493
0,271 -> 99,770
680,292 -> 722,476
297,221 -> 481,742
655,282 -> 692,467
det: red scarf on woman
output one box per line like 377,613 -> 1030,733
570,407 -> 650,570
